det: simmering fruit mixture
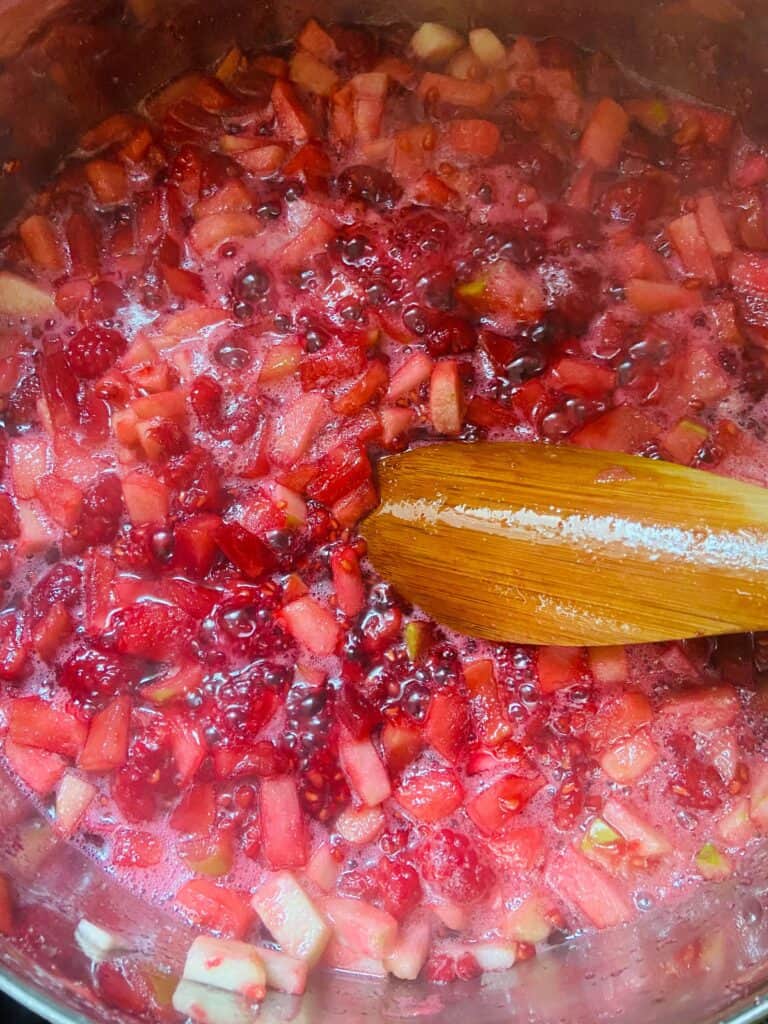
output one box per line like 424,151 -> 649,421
4,14 -> 768,1010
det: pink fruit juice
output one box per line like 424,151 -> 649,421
2,14 -> 768,1005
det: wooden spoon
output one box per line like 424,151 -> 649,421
360,442 -> 768,646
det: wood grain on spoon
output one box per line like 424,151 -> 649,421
361,442 -> 768,646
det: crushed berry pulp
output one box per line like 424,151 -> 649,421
3,14 -> 768,1001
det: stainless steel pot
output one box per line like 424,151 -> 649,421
3,2 -> 768,1021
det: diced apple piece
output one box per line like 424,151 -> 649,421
464,659 -> 511,746
322,938 -> 387,976
331,546 -> 365,617
750,762 -> 768,831
659,686 -> 739,733
251,871 -> 330,965
696,842 -> 732,880
384,915 -> 431,980
467,774 -> 543,835
297,18 -> 339,62
290,51 -> 338,98
16,503 -> 56,556
172,980 -> 252,1024
190,213 -> 262,255
547,847 -> 633,928
335,805 -> 385,845
668,213 -> 717,284
280,595 -> 340,657
75,919 -> 130,962
85,159 -> 128,204
579,97 -> 629,169
0,271 -> 56,316
602,798 -> 672,858
696,195 -> 733,257
324,896 -> 398,959
663,418 -> 709,464
718,797 -> 755,846
338,731 -> 391,806
257,947 -> 308,996
469,28 -> 506,67
410,22 -> 464,64
502,893 -> 562,943
260,777 -> 307,870
183,936 -> 266,1001
270,392 -> 328,467
122,470 -> 169,524
271,80 -> 316,142
440,939 -> 517,972
625,278 -> 700,314
588,646 -> 628,686
54,773 -> 96,836
600,729 -> 658,784
447,47 -> 485,81
417,73 -> 493,109
305,844 -> 340,892
429,359 -> 464,435
20,215 -> 64,270
387,352 -> 433,402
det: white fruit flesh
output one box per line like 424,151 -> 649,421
409,22 -> 464,64
251,871 -> 330,964
468,28 -> 506,67
324,896 -> 398,959
172,979 -> 253,1024
74,919 -> 130,962
384,916 -> 431,980
182,936 -> 266,1001
257,946 -> 308,996
0,272 -> 56,316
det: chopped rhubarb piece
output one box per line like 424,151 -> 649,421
503,892 -> 563,944
547,847 -> 633,928
325,896 -> 398,959
5,738 -> 65,795
19,215 -> 64,270
602,798 -> 671,858
297,18 -> 339,62
172,981 -> 250,1024
667,213 -> 717,284
0,271 -> 56,316
251,871 -> 330,964
579,98 -> 629,169
260,777 -> 308,870
537,646 -> 585,693
417,73 -> 493,109
446,120 -> 500,160
8,697 -> 87,760
290,51 -> 338,98
182,936 -> 266,1001
659,686 -> 739,732
331,546 -> 365,617
269,393 -> 328,467
280,595 -> 340,656
588,646 -> 628,686
571,407 -> 659,452
696,194 -> 733,257
429,359 -> 464,435
625,278 -> 700,314
395,757 -> 464,822
176,879 -> 255,940
384,915 -> 431,980
122,471 -> 169,524
335,805 -> 385,845
78,696 -> 131,772
339,731 -> 391,806
424,689 -> 470,762
718,798 -> 755,846
271,79 -> 316,141
600,729 -> 658,784
749,762 -> 768,831
466,774 -> 543,835
257,947 -> 308,996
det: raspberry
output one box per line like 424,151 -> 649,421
64,474 -> 124,553
67,325 -> 127,379
335,164 -> 402,210
375,857 -> 422,920
59,647 -> 135,702
419,828 -> 494,904
28,563 -> 82,624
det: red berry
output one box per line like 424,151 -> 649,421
67,325 -> 127,378
419,828 -> 494,904
0,492 -> 20,540
59,647 -> 134,702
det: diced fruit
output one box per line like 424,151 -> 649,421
176,880 -> 255,940
172,980 -> 251,1024
749,762 -> 768,831
502,893 -> 562,944
384,915 -> 431,980
182,936 -> 266,1001
395,758 -> 464,823
280,596 -> 340,656
668,213 -> 717,284
429,360 -> 464,435
466,775 -> 543,835
696,195 -> 732,257
260,777 -> 308,870
339,732 -> 391,806
336,805 -> 385,845
54,773 -> 96,836
251,871 -> 330,964
599,729 -> 658,784
78,696 -> 131,772
290,51 -> 338,98
8,697 -> 87,760
696,842 -> 732,880
602,798 -> 672,858
257,947 -> 308,996
659,686 -> 739,733
6,739 -> 65,795
0,271 -> 56,316
718,798 -> 755,846
324,896 -> 398,959
537,646 -> 584,693
424,689 -> 469,762
305,844 -> 340,892
625,278 -> 699,314
74,920 -> 129,961
547,847 -> 633,928
122,471 -> 169,524
588,646 -> 628,686
468,28 -> 505,67
579,98 -> 629,169
410,23 -> 464,64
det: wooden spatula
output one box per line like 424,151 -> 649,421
360,442 -> 768,646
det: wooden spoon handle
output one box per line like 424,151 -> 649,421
361,442 -> 768,646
